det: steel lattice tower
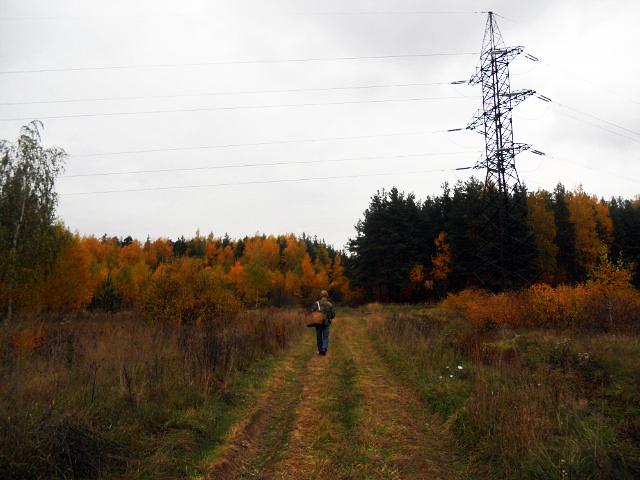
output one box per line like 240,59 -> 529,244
468,12 -> 534,189
467,12 -> 536,290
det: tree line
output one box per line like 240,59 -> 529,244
346,181 -> 640,302
2,123 -> 639,319
0,228 -> 352,320
0,124 -> 351,322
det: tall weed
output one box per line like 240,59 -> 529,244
0,309 -> 305,478
371,305 -> 640,479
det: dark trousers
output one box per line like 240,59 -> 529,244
315,324 -> 330,353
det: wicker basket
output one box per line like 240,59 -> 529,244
306,311 -> 323,327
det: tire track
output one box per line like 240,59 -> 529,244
343,315 -> 463,479
203,333 -> 315,480
262,348 -> 335,479
204,311 -> 468,479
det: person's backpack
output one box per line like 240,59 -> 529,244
318,299 -> 334,325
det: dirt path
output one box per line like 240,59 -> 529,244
204,310 -> 469,479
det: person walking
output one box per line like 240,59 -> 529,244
311,289 -> 335,355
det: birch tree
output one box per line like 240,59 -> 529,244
1,121 -> 65,324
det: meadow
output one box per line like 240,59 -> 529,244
0,309 -> 306,479
2,282 -> 640,479
370,287 -> 640,479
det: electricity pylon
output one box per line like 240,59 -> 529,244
468,12 -> 534,189
467,11 -> 536,290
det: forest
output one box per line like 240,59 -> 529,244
2,123 -> 640,322
1,229 -> 352,319
347,181 -> 640,301
2,181 -> 639,322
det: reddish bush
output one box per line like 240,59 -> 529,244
442,283 -> 640,332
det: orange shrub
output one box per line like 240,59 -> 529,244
556,284 -> 588,329
523,283 -> 559,328
443,284 -> 640,332
442,289 -> 495,330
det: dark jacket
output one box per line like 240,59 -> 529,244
312,298 -> 335,326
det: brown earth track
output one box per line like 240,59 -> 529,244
203,335 -> 315,480
204,311 -> 467,479
344,314 -> 462,479
262,352 -> 335,479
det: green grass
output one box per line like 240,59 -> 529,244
317,336 -> 363,478
333,356 -> 361,433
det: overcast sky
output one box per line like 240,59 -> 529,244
1,0 -> 639,250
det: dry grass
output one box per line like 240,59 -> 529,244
363,302 -> 384,312
372,305 -> 640,479
0,309 -> 306,479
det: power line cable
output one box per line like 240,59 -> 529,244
518,148 -> 640,185
551,101 -> 640,137
539,60 -> 640,106
0,52 -> 479,75
546,153 -> 640,184
0,11 -> 485,21
69,129 -> 462,158
60,165 -> 476,195
0,95 -> 478,122
0,81 -> 470,107
549,107 -> 640,145
519,95 -> 639,136
62,150 -> 481,178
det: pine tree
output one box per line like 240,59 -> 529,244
552,183 -> 580,283
347,188 -> 427,301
